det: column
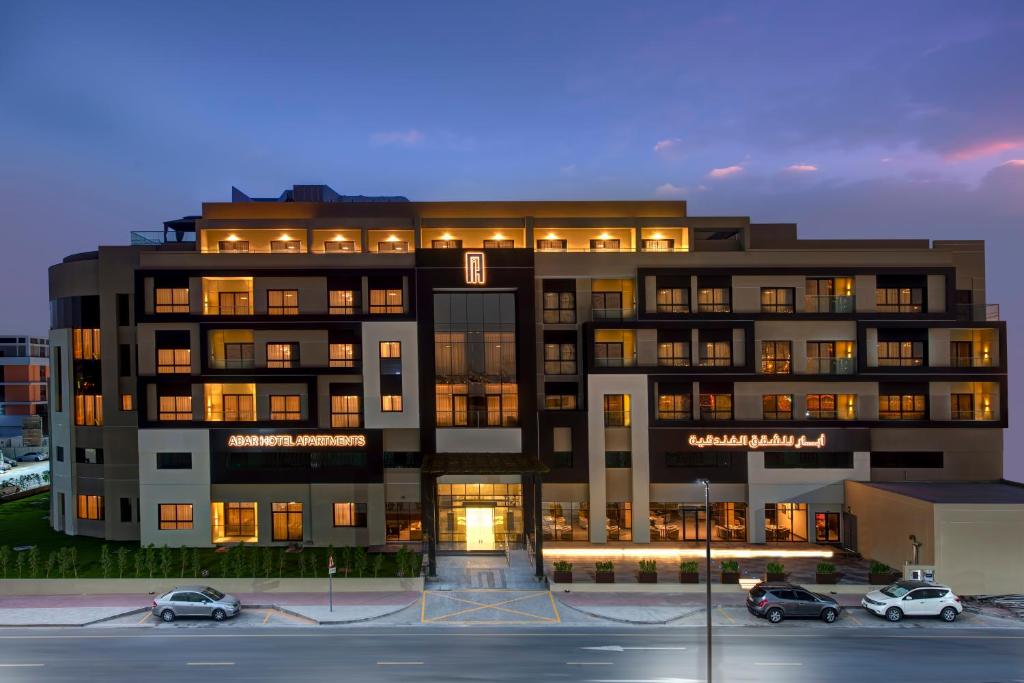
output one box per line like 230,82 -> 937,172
421,471 -> 437,577
533,473 -> 544,578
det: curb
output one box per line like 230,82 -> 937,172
276,597 -> 421,625
0,606 -> 149,628
555,597 -> 704,625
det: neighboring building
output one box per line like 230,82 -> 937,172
47,185 -> 1007,573
0,335 -> 49,441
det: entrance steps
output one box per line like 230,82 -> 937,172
427,549 -> 546,591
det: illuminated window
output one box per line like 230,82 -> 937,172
603,394 -> 630,427
271,502 -> 303,541
377,240 -> 408,252
436,383 -> 469,426
120,393 -> 134,411
216,291 -> 250,315
760,341 -> 791,374
699,392 -> 733,420
879,394 -> 927,420
222,394 -> 255,421
642,238 -> 673,251
381,394 -> 403,412
158,504 -> 193,530
158,395 -> 192,421
542,290 -> 575,323
878,341 -> 925,367
536,238 -> 567,251
658,341 -> 690,367
369,289 -> 403,314
74,394 -> 103,426
269,395 -> 301,421
656,288 -> 689,313
266,342 -> 299,368
697,288 -> 730,313
950,393 -> 974,420
760,287 -> 795,313
483,239 -> 514,249
267,289 -> 299,315
590,238 -> 620,250
432,239 -> 463,249
218,239 -> 250,252
72,328 -> 101,360
544,343 -> 576,374
876,287 -> 923,313
699,341 -> 732,367
329,290 -> 356,315
379,341 -> 401,359
157,348 -> 191,374
657,391 -> 691,420
324,239 -> 356,252
270,239 -> 301,253
331,395 -> 361,428
334,502 -> 367,527
329,343 -> 357,368
805,394 -> 837,419
155,288 -> 189,313
762,394 -> 793,420
544,393 -> 577,410
77,495 -> 104,520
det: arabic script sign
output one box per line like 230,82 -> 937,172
226,434 -> 367,448
686,433 -> 827,450
464,251 -> 486,285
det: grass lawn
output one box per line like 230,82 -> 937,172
0,493 -> 419,580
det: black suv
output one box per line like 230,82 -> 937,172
746,582 -> 842,623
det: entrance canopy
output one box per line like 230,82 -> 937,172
421,453 -> 548,475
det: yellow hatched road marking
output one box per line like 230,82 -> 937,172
548,592 -> 562,624
423,591 -> 557,624
716,606 -> 736,624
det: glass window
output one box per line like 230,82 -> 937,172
878,341 -> 925,367
805,394 -> 837,419
331,395 -> 361,428
72,328 -> 101,360
215,502 -> 257,540
270,239 -> 301,253
542,291 -> 576,323
879,394 -> 927,420
157,348 -> 191,373
266,342 -> 299,368
158,504 -> 193,530
74,394 -> 103,426
760,287 -> 795,313
369,289 -> 403,314
222,394 -> 255,421
269,395 -> 301,420
544,343 -> 576,375
333,502 -> 367,527
386,502 -> 422,542
271,502 -> 303,541
158,395 -> 192,421
121,393 -> 134,411
657,392 -> 691,420
590,238 -> 620,250
656,288 -> 689,313
658,340 -> 691,367
381,394 -> 403,412
329,289 -> 357,315
329,343 -> 358,368
760,341 -> 791,374
699,341 -> 731,367
699,392 -> 732,420
876,287 -> 923,313
606,503 -> 632,541
765,503 -> 808,542
603,394 -> 630,427
762,394 -> 793,420
544,393 -> 577,410
380,341 -> 401,359
950,393 -> 974,420
77,495 -> 104,520
537,238 -> 567,251
267,290 -> 299,315
542,501 -> 589,542
218,239 -> 250,252
155,288 -> 189,313
697,287 -> 730,313
156,452 -> 192,469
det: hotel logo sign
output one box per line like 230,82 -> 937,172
226,434 -> 367,448
687,432 -> 827,450
464,251 -> 486,285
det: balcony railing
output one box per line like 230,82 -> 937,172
203,306 -> 253,316
955,303 -> 1000,321
806,357 -> 857,375
543,361 -> 578,375
208,358 -> 255,370
592,307 -> 636,321
594,356 -> 637,368
435,410 -> 519,428
130,230 -> 195,246
805,295 -> 855,313
950,356 -> 994,368
204,410 -> 256,422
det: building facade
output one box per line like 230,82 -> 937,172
0,335 -> 49,441
47,185 -> 1007,566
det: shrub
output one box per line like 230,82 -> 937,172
261,547 -> 273,578
680,560 -> 699,573
371,554 -> 384,578
869,560 -> 892,574
638,559 -> 657,573
218,548 -> 232,578
99,545 -> 112,578
595,561 -> 614,573
178,547 -> 188,578
766,562 -> 785,574
276,547 -> 286,578
133,549 -> 145,578
69,547 -> 79,578
395,547 -> 410,577
159,546 -> 173,578
15,551 -> 26,578
720,560 -> 739,573
28,547 -> 41,578
340,547 -> 353,578
553,561 -> 573,572
816,562 -> 836,574
116,547 -> 129,578
56,548 -> 69,578
0,546 -> 10,579
190,548 -> 200,578
45,551 -> 57,579
353,547 -> 368,578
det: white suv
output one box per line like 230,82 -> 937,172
862,580 -> 962,622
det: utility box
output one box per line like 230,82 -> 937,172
904,564 -> 937,583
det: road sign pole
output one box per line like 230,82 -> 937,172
328,553 -> 336,612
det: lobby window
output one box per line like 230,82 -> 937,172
271,502 -> 303,542
879,393 -> 927,420
760,341 -> 791,374
697,287 -> 731,313
156,452 -> 192,470
542,502 -> 589,542
158,395 -> 192,421
329,343 -> 358,368
657,386 -> 692,420
266,342 -> 299,368
157,348 -> 191,374
158,504 -> 194,530
72,328 -> 101,360
805,277 -> 854,313
331,395 -> 361,428
876,286 -> 923,313
765,503 -> 808,542
603,394 -> 630,427
381,394 -> 403,412
267,289 -> 299,315
542,284 -> 576,323
658,340 -> 691,367
544,342 -> 577,375
269,395 -> 301,421
656,287 -> 689,313
606,503 -> 632,541
369,289 -> 403,314
699,390 -> 733,421
333,502 -> 367,527
77,495 -> 104,521
74,394 -> 103,426
699,340 -> 731,367
329,290 -> 357,315
762,394 -> 793,420
211,502 -> 258,543
760,287 -> 795,313
878,340 -> 925,367
386,502 -> 422,542
154,287 -> 189,313
120,393 -> 134,411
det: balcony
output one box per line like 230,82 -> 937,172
955,303 -> 1000,322
806,357 -> 857,375
594,356 -> 637,368
131,230 -> 195,246
208,357 -> 255,370
951,356 -> 994,368
805,295 -> 855,313
592,307 -> 636,321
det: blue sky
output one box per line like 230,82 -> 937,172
1,1 -> 1022,475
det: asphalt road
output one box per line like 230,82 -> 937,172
0,626 -> 1021,682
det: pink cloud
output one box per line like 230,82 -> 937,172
944,138 -> 1024,162
785,164 -> 818,172
653,138 -> 682,154
369,129 -> 425,146
655,182 -> 686,197
708,165 -> 744,178
1001,159 -> 1024,167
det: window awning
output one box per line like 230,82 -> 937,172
421,453 -> 549,475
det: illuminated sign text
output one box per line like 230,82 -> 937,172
226,434 -> 367,448
464,251 -> 486,285
687,433 -> 827,450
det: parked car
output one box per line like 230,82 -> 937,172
861,580 -> 962,622
152,586 -> 241,622
746,582 -> 842,623
15,452 -> 47,462
0,460 -> 11,472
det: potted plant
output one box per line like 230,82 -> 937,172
720,559 -> 740,584
553,560 -> 573,584
595,561 -> 615,583
765,561 -> 786,582
679,560 -> 699,584
816,561 -> 839,584
869,560 -> 897,585
638,559 -> 658,583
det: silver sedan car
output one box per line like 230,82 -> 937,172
152,586 -> 241,622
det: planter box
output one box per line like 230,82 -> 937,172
766,572 -> 786,582
595,571 -> 615,584
553,571 -> 573,584
679,572 -> 699,584
816,572 -> 839,585
721,571 -> 739,584
637,571 -> 658,584
869,572 -> 898,585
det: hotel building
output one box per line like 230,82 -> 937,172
47,185 -> 1006,573
0,335 -> 49,441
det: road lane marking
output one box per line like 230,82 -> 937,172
566,661 -> 613,665
186,662 -> 234,666
548,591 -> 562,624
262,609 -> 272,625
754,662 -> 802,666
377,661 -> 424,665
137,612 -> 152,624
716,606 -> 735,624
583,646 -> 687,651
0,664 -> 45,668
845,610 -> 863,625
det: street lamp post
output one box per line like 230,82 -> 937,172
697,478 -> 712,683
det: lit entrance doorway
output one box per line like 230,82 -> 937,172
465,506 -> 496,551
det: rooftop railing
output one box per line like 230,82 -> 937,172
130,230 -> 195,246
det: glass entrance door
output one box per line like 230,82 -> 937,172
681,507 -> 707,541
815,512 -> 841,543
465,506 -> 496,551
